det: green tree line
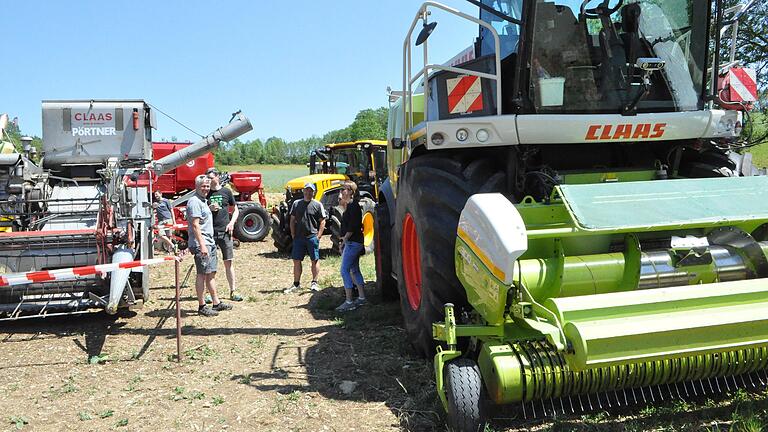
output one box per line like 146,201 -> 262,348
0,120 -> 43,157
214,107 -> 388,165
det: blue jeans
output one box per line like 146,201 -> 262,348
340,240 -> 365,289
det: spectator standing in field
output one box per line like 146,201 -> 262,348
335,181 -> 367,312
284,183 -> 326,293
187,175 -> 232,317
206,168 -> 243,302
152,191 -> 176,254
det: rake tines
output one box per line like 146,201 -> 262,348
517,368 -> 768,420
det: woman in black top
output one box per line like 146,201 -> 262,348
335,181 -> 367,312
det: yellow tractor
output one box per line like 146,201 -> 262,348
270,140 -> 387,253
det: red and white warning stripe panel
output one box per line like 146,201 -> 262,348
0,256 -> 177,287
447,75 -> 484,115
727,67 -> 757,102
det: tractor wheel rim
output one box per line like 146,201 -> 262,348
375,220 -> 382,273
242,214 -> 263,234
401,213 -> 422,310
362,212 -> 374,248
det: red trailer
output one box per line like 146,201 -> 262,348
154,142 -> 215,195
152,142 -> 270,242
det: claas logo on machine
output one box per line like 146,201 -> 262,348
585,123 -> 666,141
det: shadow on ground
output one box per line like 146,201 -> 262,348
0,312 -> 133,363
230,281 -> 768,432
229,281 -> 447,431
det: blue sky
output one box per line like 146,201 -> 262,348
2,1 -> 480,142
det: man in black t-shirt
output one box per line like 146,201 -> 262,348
206,168 -> 242,301
284,183 -> 327,293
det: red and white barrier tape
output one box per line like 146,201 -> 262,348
0,256 -> 178,287
155,222 -> 188,231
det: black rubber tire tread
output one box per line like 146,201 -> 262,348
374,199 -> 398,301
699,151 -> 736,171
394,153 -> 506,357
683,162 -> 733,178
445,359 -> 486,432
329,206 -> 343,254
271,219 -> 293,254
234,203 -> 271,242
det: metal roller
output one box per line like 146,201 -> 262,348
481,340 -> 768,405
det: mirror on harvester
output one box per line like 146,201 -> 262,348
415,21 -> 437,46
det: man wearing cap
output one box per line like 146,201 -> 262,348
206,168 -> 242,302
284,182 -> 327,293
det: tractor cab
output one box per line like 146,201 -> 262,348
306,141 -> 387,200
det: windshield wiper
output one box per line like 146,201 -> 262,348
464,0 -> 522,25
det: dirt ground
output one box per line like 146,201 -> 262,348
0,232 -> 448,432
1,196 -> 767,431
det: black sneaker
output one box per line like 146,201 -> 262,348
212,301 -> 233,312
198,305 -> 219,317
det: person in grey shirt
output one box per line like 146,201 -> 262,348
187,175 -> 232,317
152,191 -> 176,254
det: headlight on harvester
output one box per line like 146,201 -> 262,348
476,129 -> 489,142
456,128 -> 469,142
431,133 -> 445,146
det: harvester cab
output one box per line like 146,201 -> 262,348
378,1 -> 767,429
0,100 -> 252,320
271,140 -> 387,254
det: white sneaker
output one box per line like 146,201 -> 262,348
335,300 -> 358,312
310,281 -> 321,292
283,284 -> 302,294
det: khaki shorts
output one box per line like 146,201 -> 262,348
157,218 -> 174,236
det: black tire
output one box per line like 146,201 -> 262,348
271,217 -> 293,253
445,359 -> 486,432
699,151 -> 736,171
681,162 -> 734,178
234,203 -> 270,242
394,153 -> 506,357
374,200 -> 397,301
679,149 -> 736,178
329,206 -> 343,254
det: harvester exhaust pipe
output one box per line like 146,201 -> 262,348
152,113 -> 252,176
106,247 -> 134,315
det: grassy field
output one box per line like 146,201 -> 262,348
751,143 -> 768,168
219,139 -> 768,195
219,164 -> 307,193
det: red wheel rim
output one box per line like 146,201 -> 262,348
401,213 -> 422,310
375,220 -> 382,272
